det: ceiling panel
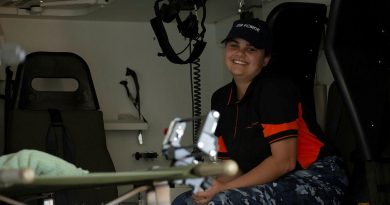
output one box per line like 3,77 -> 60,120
0,0 -> 242,23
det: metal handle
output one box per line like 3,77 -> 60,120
0,168 -> 35,186
191,160 -> 238,177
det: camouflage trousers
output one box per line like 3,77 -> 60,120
172,156 -> 348,205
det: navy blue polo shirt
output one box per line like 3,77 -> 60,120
211,72 -> 329,173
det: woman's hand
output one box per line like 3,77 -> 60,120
191,180 -> 225,205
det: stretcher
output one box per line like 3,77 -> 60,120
0,111 -> 238,205
0,160 -> 237,204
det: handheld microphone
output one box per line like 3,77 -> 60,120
0,43 -> 26,65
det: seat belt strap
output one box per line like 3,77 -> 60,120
46,109 -> 75,163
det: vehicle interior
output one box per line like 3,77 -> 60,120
0,0 -> 389,204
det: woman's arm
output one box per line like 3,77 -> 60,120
224,137 -> 297,189
192,137 -> 297,205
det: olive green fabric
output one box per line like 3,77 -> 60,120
0,149 -> 89,177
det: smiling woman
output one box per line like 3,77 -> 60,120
221,18 -> 272,101
223,39 -> 269,96
172,18 -> 348,205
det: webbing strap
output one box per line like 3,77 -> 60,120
46,109 -> 75,163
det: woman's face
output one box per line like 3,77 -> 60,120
224,38 -> 270,81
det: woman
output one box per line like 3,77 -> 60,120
172,18 -> 348,205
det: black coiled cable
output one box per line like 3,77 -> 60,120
191,58 -> 202,142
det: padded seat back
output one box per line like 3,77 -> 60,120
12,52 -> 99,111
266,2 -> 327,112
4,51 -> 117,204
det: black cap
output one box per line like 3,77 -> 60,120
222,18 -> 272,50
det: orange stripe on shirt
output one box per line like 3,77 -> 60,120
218,136 -> 228,153
261,119 -> 299,138
297,103 -> 324,168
